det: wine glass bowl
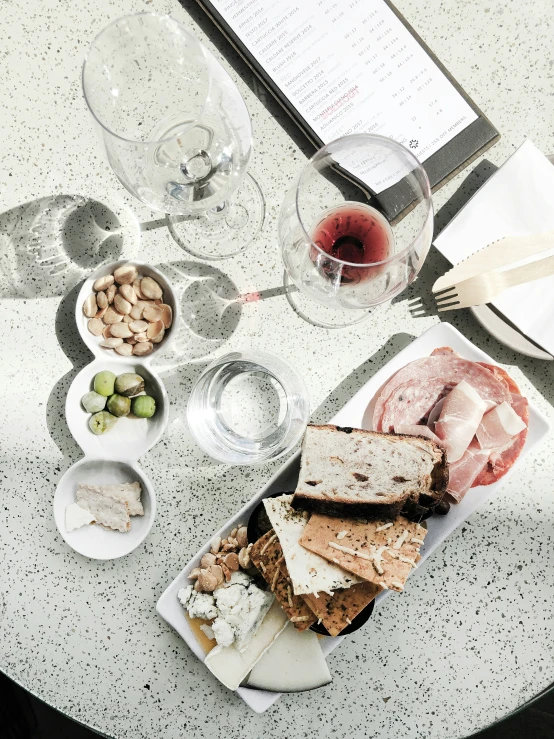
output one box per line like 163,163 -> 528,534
278,134 -> 433,322
83,14 -> 264,258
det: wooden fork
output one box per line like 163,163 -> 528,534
434,254 -> 554,311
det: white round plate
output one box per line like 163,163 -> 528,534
54,458 -> 156,560
468,154 -> 554,361
471,304 -> 553,360
66,359 -> 169,460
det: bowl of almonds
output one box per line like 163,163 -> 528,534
77,261 -> 178,360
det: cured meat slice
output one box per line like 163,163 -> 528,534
373,355 -> 510,433
394,424 -> 442,444
478,362 -> 521,394
426,397 -> 445,429
434,380 -> 488,463
473,394 -> 529,486
475,401 -> 527,450
447,441 -> 490,502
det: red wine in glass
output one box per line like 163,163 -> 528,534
310,202 -> 394,284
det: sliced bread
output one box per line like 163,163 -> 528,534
292,425 -> 448,520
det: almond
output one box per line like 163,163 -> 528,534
114,264 -> 138,285
132,341 -> 153,356
104,306 -> 124,324
114,343 -> 133,356
140,276 -> 163,300
109,323 -> 133,339
143,304 -> 162,322
160,304 -> 173,329
87,318 -> 104,336
129,320 -> 148,334
106,284 -> 117,304
93,274 -> 114,291
96,291 -> 108,310
119,284 -> 137,305
146,320 -> 164,340
83,294 -> 97,318
114,293 -> 132,315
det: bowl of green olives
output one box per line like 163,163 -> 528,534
66,361 -> 169,460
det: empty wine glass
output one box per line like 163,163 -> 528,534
82,13 -> 264,259
278,134 -> 433,327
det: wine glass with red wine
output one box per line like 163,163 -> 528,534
278,134 -> 433,327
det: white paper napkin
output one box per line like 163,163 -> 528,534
434,139 -> 554,355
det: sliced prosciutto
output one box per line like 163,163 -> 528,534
434,380 -> 488,462
394,424 -> 442,444
476,401 -> 527,450
373,355 -> 510,433
473,394 -> 529,486
447,440 -> 491,502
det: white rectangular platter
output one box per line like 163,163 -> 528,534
156,322 -> 551,713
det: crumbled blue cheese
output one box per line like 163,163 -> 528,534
177,586 -> 217,621
213,573 -> 274,652
211,618 -> 234,647
178,572 -> 273,651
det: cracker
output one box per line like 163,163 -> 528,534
75,489 -> 130,532
77,482 -> 143,516
250,530 -> 316,631
301,581 -> 381,637
299,514 -> 426,592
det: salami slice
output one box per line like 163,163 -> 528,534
373,355 -> 511,433
477,362 -> 521,394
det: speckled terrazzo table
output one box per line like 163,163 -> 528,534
2,0 -> 554,737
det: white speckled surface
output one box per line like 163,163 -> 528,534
1,0 -> 554,737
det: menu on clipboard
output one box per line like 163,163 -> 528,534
196,0 -> 499,217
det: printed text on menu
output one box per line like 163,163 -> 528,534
211,0 -> 478,191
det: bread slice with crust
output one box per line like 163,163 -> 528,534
292,425 -> 448,521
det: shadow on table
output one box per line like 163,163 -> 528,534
152,260 -> 244,371
392,159 -> 499,320
0,195 -> 138,299
46,282 -> 94,468
311,332 -> 414,423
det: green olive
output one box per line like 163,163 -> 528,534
114,373 -> 145,397
93,370 -> 116,397
132,395 -> 156,418
81,391 -> 106,414
107,394 -> 131,417
89,411 -> 118,435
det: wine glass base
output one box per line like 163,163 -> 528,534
283,271 -> 372,329
167,173 -> 265,260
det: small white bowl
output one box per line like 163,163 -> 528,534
54,458 -> 156,560
76,260 -> 179,364
66,359 -> 169,460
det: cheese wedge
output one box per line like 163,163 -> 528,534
246,623 -> 331,692
65,503 -> 95,532
204,600 -> 288,691
263,495 -> 362,595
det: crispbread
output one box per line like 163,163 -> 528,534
299,513 -> 426,592
292,425 -> 448,521
301,581 -> 381,637
263,495 -> 362,595
77,482 -> 143,516
76,488 -> 131,532
250,530 -> 316,631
